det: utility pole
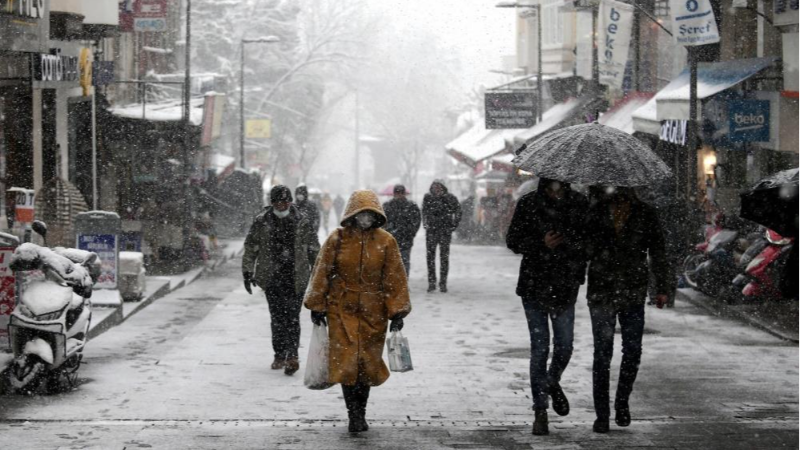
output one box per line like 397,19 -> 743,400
182,0 -> 192,269
687,47 -> 698,201
536,3 -> 542,122
632,4 -> 640,92
591,4 -> 600,119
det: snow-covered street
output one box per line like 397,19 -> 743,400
0,239 -> 797,449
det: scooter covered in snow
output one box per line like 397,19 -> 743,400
683,213 -> 741,297
6,221 -> 99,393
734,229 -> 794,303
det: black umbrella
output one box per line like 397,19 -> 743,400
512,122 -> 672,186
740,168 -> 799,237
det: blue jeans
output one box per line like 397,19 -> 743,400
589,303 -> 645,418
523,302 -> 575,411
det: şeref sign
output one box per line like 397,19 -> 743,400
485,92 -> 536,129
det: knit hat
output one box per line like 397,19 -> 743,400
270,185 -> 293,203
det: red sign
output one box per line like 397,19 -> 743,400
134,0 -> 167,18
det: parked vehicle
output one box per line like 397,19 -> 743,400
6,221 -> 98,394
734,229 -> 794,303
683,214 -> 741,298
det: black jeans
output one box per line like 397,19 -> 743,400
589,303 -> 645,418
264,287 -> 303,359
522,302 -> 575,410
398,241 -> 413,275
426,231 -> 451,286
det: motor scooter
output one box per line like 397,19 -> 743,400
734,229 -> 794,303
683,213 -> 741,297
6,221 -> 98,394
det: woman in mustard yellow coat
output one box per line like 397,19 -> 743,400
304,190 -> 412,433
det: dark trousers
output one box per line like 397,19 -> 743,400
264,287 -> 303,359
398,242 -> 412,275
426,231 -> 451,286
342,382 -> 371,417
589,303 -> 645,418
523,302 -> 575,411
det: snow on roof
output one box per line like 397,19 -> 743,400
598,93 -> 654,135
445,123 -> 518,168
511,97 -> 584,146
631,94 -> 660,135
110,97 -> 206,125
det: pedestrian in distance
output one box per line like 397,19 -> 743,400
304,190 -> 412,433
333,194 -> 346,223
295,185 -> 321,235
242,185 -> 320,376
584,186 -> 671,433
383,184 -> 421,274
506,178 -> 589,436
422,180 -> 462,293
320,193 -> 333,235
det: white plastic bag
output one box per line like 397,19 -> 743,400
304,323 -> 334,390
386,330 -> 413,372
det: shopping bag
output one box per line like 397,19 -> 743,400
304,323 -> 334,390
386,330 -> 413,372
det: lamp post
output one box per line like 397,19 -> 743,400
496,2 -> 543,122
240,36 -> 281,169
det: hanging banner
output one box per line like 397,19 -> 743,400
669,0 -> 721,46
597,0 -> 634,89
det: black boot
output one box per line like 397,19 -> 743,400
615,400 -> 631,427
343,385 -> 368,433
532,409 -> 549,435
549,382 -> 570,416
593,417 -> 610,433
356,384 -> 370,432
427,283 -> 436,293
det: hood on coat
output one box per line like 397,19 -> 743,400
340,190 -> 387,228
430,179 -> 448,195
295,185 -> 308,200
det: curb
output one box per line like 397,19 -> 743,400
676,289 -> 799,343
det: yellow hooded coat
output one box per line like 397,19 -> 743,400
304,190 -> 412,386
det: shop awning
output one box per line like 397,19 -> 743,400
598,92 -> 654,135
631,94 -> 660,135
656,57 -> 777,121
511,96 -> 590,147
445,123 -> 518,168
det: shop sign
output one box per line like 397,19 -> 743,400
77,234 -> 117,289
246,119 -> 272,139
660,119 -> 687,145
31,50 -> 79,83
135,0 -> 167,17
134,17 -> 166,32
728,100 -> 770,142
597,0 -> 634,89
669,0 -> 721,46
485,92 -> 536,129
9,187 -> 34,223
0,0 -> 44,19
774,0 -> 799,27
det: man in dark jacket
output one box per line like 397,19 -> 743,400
584,187 -> 671,433
383,185 -> 422,274
243,185 -> 320,376
506,178 -> 588,436
295,185 -> 321,234
422,180 -> 461,292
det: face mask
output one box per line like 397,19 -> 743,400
355,212 -> 375,229
296,195 -> 305,202
273,208 -> 290,219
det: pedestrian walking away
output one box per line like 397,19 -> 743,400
506,178 -> 589,436
584,186 -> 672,433
383,184 -> 421,274
304,190 -> 412,433
422,180 -> 462,292
333,194 -> 346,223
296,185 -> 321,234
320,193 -> 333,235
242,185 -> 320,376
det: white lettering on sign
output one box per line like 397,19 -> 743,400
670,0 -> 721,46
32,50 -> 80,83
0,0 -> 44,19
660,120 -> 688,145
733,113 -> 766,130
598,0 -> 634,89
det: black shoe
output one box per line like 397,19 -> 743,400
348,412 -> 368,433
593,417 -> 609,433
427,284 -> 436,293
615,407 -> 631,427
439,284 -> 447,293
532,409 -> 549,435
549,382 -> 570,416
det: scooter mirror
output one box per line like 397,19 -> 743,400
32,220 -> 48,239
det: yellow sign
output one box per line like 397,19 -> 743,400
246,119 -> 271,139
79,48 -> 93,96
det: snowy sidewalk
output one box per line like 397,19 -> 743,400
0,240 -> 796,449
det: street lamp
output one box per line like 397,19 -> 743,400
240,36 -> 280,169
496,2 -> 543,122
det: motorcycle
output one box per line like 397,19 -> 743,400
6,221 -> 99,394
683,213 -> 741,297
733,229 -> 794,303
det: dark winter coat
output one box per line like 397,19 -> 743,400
422,182 -> 462,235
242,205 -> 320,296
585,197 -> 671,309
295,186 -> 321,232
506,187 -> 589,312
383,198 -> 422,248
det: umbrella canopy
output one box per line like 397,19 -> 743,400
740,168 -> 799,237
512,122 -> 672,186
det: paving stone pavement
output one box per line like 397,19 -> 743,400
0,238 -> 797,449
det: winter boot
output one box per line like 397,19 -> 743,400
343,386 -> 368,433
284,357 -> 299,376
549,382 -> 570,416
439,282 -> 447,293
270,356 -> 285,370
427,283 -> 436,293
355,386 -> 370,432
593,417 -> 610,433
532,409 -> 549,435
615,401 -> 631,427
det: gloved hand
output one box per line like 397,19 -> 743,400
389,315 -> 404,332
655,294 -> 668,309
311,311 -> 327,326
243,272 -> 254,295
